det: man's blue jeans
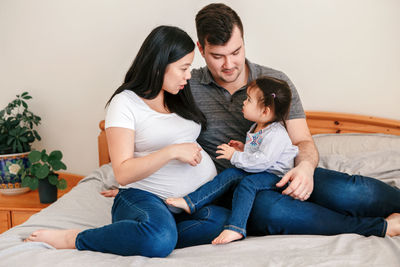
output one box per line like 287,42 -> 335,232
184,168 -> 278,237
75,188 -> 230,257
247,167 -> 400,237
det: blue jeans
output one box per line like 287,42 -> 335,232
75,188 -> 230,257
184,168 -> 280,237
247,168 -> 400,237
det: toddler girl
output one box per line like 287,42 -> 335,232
167,76 -> 298,244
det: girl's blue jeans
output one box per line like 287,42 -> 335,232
75,167 -> 400,257
184,168 -> 281,237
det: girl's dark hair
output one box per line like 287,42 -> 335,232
106,25 -> 206,129
248,76 -> 292,129
195,3 -> 244,47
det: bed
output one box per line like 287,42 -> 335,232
0,111 -> 399,266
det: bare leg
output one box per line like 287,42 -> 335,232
165,198 -> 191,214
24,229 -> 81,249
212,230 -> 243,245
386,213 -> 400,237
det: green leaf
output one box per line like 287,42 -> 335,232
16,141 -> 23,153
22,176 -> 38,190
21,92 -> 29,97
41,153 -> 49,162
49,150 -> 63,161
48,174 -> 58,185
33,130 -> 41,140
29,177 -> 38,190
57,178 -> 67,190
36,164 -> 50,179
21,176 -> 30,187
50,160 -> 66,171
28,150 -> 42,163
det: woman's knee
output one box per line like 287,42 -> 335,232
139,225 -> 178,258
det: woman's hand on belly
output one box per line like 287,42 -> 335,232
170,143 -> 202,166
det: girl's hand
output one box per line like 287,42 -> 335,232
171,143 -> 202,166
228,140 -> 244,152
216,143 -> 236,160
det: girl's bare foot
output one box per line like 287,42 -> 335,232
24,229 -> 81,249
386,213 -> 400,237
165,197 -> 191,214
212,229 -> 243,245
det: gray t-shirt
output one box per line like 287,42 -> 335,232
190,59 -> 305,173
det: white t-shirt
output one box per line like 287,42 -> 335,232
105,90 -> 217,202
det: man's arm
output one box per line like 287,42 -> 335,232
275,118 -> 319,201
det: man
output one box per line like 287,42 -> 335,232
191,3 -> 317,202
189,3 -> 399,238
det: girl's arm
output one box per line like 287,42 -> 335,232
106,127 -> 202,186
229,139 -> 287,173
222,127 -> 296,173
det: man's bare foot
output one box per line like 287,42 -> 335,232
212,229 -> 243,245
386,213 -> 400,237
165,197 -> 191,214
24,229 -> 81,249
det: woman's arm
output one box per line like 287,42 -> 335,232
106,127 -> 202,186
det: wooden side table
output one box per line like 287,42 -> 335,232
0,172 -> 84,233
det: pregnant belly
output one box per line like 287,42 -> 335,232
128,150 -> 217,200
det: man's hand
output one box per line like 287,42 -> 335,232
228,140 -> 245,151
276,161 -> 315,201
100,189 -> 119,197
216,143 -> 236,160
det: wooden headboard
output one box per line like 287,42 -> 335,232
98,111 -> 400,166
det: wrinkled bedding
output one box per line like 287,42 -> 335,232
0,133 -> 399,266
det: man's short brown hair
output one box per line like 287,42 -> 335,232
195,3 -> 244,48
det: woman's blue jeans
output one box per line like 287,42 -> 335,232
75,188 -> 229,257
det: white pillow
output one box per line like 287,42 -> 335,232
313,133 -> 400,188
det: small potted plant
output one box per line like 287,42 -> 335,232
22,149 -> 68,203
0,92 -> 41,193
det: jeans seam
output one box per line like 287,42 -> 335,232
117,191 -> 149,222
177,207 -> 211,235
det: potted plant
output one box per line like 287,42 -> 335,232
0,92 -> 41,194
22,149 -> 68,203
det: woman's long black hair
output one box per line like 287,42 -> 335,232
107,25 -> 206,129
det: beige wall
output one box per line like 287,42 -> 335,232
1,0 -> 399,175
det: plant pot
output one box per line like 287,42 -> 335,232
38,178 -> 58,203
0,152 -> 31,195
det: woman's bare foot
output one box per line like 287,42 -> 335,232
212,229 -> 243,245
386,213 -> 400,237
165,197 -> 191,214
24,229 -> 81,249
